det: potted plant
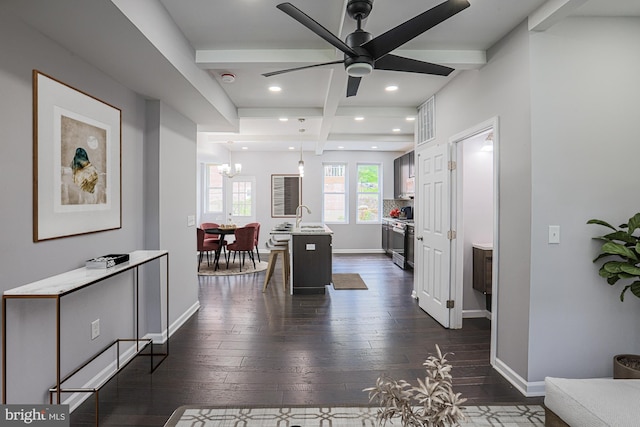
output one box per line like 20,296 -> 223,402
364,345 -> 466,426
588,213 -> 640,379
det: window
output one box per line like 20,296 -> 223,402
205,164 -> 223,213
356,164 -> 381,223
323,163 -> 347,223
231,178 -> 254,217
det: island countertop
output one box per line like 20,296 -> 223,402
290,224 -> 333,235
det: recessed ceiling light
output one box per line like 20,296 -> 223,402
242,146 -> 248,150
372,146 -> 378,149
406,116 -> 416,121
269,86 -> 282,92
392,128 -> 401,132
279,117 -> 289,122
354,116 -> 364,121
338,146 -> 345,149
288,146 -> 295,150
385,85 -> 399,92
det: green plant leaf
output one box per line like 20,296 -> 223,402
620,264 -> 640,276
587,219 -> 617,231
607,276 -> 620,285
631,281 -> 640,299
628,213 -> 640,234
593,253 -> 616,263
601,242 -> 638,261
601,231 -> 638,244
603,262 -> 625,274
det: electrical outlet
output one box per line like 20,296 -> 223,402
91,319 -> 100,340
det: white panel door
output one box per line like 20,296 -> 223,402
416,143 -> 451,327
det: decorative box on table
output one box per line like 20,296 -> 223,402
85,254 -> 130,269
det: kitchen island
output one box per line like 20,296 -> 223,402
291,224 -> 333,294
270,223 -> 333,295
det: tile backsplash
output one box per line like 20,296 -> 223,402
383,199 -> 413,217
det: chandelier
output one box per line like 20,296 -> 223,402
218,144 -> 242,178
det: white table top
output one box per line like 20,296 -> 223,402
4,250 -> 168,297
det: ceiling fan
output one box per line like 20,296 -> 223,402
263,0 -> 471,97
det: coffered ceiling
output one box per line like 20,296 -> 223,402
4,0 -> 639,153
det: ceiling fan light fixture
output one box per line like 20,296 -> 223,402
346,62 -> 373,77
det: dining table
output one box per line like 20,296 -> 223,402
205,227 -> 237,270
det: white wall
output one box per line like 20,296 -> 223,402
462,135 -> 494,312
528,17 -> 640,382
196,148 -> 402,251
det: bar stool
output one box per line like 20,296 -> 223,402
263,238 -> 290,292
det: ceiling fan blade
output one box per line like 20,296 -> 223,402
277,3 -> 358,57
346,76 -> 361,97
363,0 -> 470,60
262,60 -> 344,77
375,54 -> 454,76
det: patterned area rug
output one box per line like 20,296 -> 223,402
198,259 -> 268,276
164,405 -> 545,426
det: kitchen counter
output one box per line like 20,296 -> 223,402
269,223 -> 333,294
291,223 -> 333,235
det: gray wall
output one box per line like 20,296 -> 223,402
0,11 -> 198,403
431,22 -> 534,380
528,16 -> 640,381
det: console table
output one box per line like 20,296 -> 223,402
2,250 -> 169,424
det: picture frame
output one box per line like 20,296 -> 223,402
33,70 -> 122,242
271,174 -> 301,218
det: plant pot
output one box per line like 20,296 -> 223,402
613,354 -> 640,379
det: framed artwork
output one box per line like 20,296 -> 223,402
271,174 -> 301,218
33,70 -> 122,242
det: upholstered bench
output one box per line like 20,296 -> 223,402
544,377 -> 640,426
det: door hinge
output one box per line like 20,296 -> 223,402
448,161 -> 457,171
447,230 -> 457,240
446,300 -> 455,309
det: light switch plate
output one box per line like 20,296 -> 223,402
187,215 -> 195,227
548,225 -> 560,244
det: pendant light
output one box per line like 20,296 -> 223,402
297,119 -> 305,177
218,141 -> 242,177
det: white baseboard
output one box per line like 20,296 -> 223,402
67,300 -> 200,412
462,309 -> 492,320
145,300 -> 200,344
493,357 -> 546,397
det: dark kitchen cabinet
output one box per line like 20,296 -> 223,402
292,234 -> 332,294
394,151 -> 415,199
472,245 -> 493,294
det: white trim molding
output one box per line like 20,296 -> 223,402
494,358 -> 546,397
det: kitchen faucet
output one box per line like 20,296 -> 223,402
295,204 -> 311,228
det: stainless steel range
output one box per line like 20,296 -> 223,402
389,218 -> 414,269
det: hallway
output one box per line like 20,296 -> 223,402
71,254 -> 542,426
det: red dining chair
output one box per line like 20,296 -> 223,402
246,222 -> 261,263
201,222 -> 227,257
197,228 -> 221,271
226,226 -> 256,271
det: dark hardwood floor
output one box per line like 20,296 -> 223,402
71,253 -> 542,426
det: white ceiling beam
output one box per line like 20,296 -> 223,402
528,0 -> 589,31
335,107 -> 418,118
196,49 -> 338,68
238,108 -> 324,118
329,134 -> 413,142
195,48 -> 485,69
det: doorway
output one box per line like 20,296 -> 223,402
414,117 -> 499,360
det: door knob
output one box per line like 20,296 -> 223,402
417,236 -> 423,241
